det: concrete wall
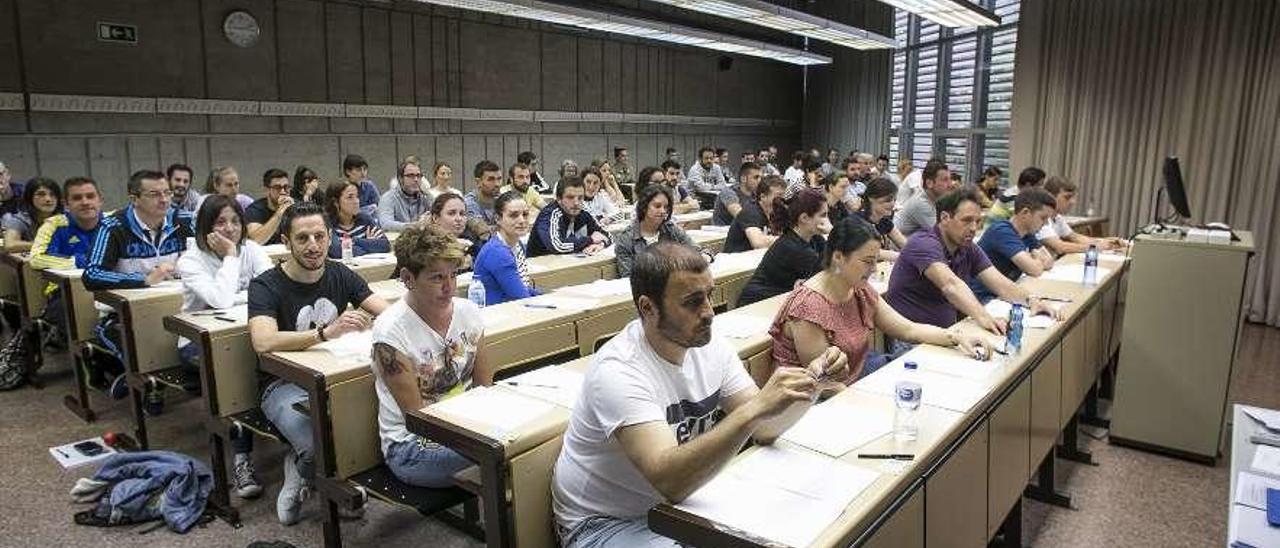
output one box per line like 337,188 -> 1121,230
0,0 -> 803,205
800,0 -> 894,156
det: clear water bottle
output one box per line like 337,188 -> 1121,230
1086,197 -> 1097,217
894,362 -> 922,441
1083,244 -> 1099,287
467,279 -> 487,308
1007,303 -> 1025,356
340,233 -> 353,261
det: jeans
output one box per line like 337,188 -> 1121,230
560,516 -> 681,548
261,379 -> 313,479
384,438 -> 471,488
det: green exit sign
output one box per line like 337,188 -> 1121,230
97,22 -> 137,44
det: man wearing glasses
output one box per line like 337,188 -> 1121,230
377,160 -> 429,232
83,170 -> 195,412
246,168 -> 296,245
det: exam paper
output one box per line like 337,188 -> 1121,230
1250,445 -> 1280,476
779,401 -> 892,457
677,445 -> 879,548
430,386 -> 555,440
1037,264 -> 1113,283
314,330 -> 373,365
712,314 -> 772,340
983,299 -> 1061,328
500,365 -> 585,408
557,278 -> 633,299
49,437 -> 118,469
903,348 -> 1002,382
217,305 -> 248,323
1234,471 -> 1280,510
855,365 -> 989,413
1243,407 -> 1280,432
1230,504 -> 1280,548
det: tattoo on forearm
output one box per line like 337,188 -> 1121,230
373,342 -> 404,376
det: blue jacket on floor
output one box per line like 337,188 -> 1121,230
91,450 -> 213,532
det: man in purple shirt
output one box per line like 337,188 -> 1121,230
885,188 -> 1059,334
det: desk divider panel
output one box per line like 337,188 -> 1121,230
19,262 -> 47,318
1030,343 -> 1064,465
987,379 -> 1031,538
488,323 -> 578,377
862,487 -> 924,548
575,305 -> 635,357
0,262 -> 17,298
510,435 -> 565,548
1060,318 -> 1089,429
67,278 -> 98,344
330,374 -> 382,480
926,420 -> 989,548
209,331 -> 259,416
129,294 -> 183,373
1086,305 -> 1104,375
533,267 -> 602,291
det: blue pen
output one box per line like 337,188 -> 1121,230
523,303 -> 557,309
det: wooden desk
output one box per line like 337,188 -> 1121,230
42,268 -> 103,421
649,253 -> 1130,548
1063,215 -> 1109,237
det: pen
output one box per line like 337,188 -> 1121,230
991,347 -> 1009,356
504,381 -> 558,389
214,316 -> 236,323
523,303 -> 558,309
858,454 -> 914,460
1033,295 -> 1073,304
192,310 -> 220,316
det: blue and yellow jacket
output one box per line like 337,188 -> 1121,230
84,205 -> 193,290
30,212 -> 104,271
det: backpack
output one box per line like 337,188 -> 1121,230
0,329 -> 29,390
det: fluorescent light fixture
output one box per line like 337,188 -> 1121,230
875,0 -> 1000,27
650,0 -> 900,50
417,0 -> 830,65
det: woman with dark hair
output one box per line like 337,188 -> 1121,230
633,166 -> 664,199
291,166 -> 322,205
765,217 -> 990,391
858,177 -> 908,262
324,180 -> 390,259
613,184 -> 695,277
175,193 -> 274,499
2,176 -> 63,252
736,188 -> 829,307
473,190 -> 540,305
430,193 -> 481,267
822,172 -> 852,226
977,165 -> 1003,208
580,166 -> 622,224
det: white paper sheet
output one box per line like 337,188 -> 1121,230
854,364 -> 989,413
519,295 -> 601,311
1243,407 -> 1280,432
1251,445 -> 1280,476
983,299 -> 1059,329
500,365 -> 585,408
903,349 -> 1003,382
49,437 -> 118,469
712,314 -> 772,340
557,278 -> 633,299
676,445 -> 879,548
1230,504 -> 1280,548
779,401 -> 892,457
429,386 -> 556,440
313,330 -> 373,365
217,305 -> 248,323
1235,471 -> 1280,510
1037,264 -> 1113,283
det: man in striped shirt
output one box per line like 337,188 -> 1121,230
528,175 -> 612,257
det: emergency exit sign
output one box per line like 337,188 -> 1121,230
97,22 -> 137,44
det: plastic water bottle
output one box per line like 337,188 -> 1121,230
467,279 -> 487,308
340,233 -> 353,262
1006,303 -> 1025,356
894,362 -> 922,441
1083,244 -> 1099,287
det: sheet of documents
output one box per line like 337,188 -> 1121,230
1250,445 -> 1280,476
1230,504 -> 1280,548
520,295 -> 601,311
49,437 -> 118,469
779,400 -> 892,457
1037,264 -> 1112,283
712,314 -> 772,340
314,330 -> 373,365
500,365 -> 585,409
983,299 -> 1062,328
1243,407 -> 1280,431
215,305 -> 248,323
902,348 -> 1002,382
854,365 -> 989,413
430,386 -> 556,440
1235,471 -> 1280,510
557,278 -> 633,299
352,252 -> 394,262
677,445 -> 880,548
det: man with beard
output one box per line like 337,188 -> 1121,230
377,160 -> 430,231
502,162 -> 546,211
245,168 -> 296,244
528,175 -> 611,257
551,242 -> 844,547
166,163 -> 201,213
248,202 -> 390,525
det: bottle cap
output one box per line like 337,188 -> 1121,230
904,361 -> 918,370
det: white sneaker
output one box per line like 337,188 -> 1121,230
277,450 -> 311,525
233,453 -> 263,499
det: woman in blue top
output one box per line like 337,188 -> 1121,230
473,191 -> 540,305
2,177 -> 63,252
324,180 -> 390,258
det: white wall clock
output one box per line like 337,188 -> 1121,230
223,10 -> 260,48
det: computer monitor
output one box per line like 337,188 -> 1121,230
1162,157 -> 1192,219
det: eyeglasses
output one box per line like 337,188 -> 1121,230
268,184 -> 290,191
403,173 -> 424,179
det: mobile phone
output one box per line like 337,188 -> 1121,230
73,440 -> 105,457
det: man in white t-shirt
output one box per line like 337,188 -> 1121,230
552,242 -> 847,547
370,224 -> 493,487
1035,176 -> 1126,256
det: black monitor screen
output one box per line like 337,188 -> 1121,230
1162,157 -> 1192,219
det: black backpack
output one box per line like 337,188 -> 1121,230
0,329 -> 29,390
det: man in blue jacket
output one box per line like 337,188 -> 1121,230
29,176 -> 105,352
84,170 -> 195,411
528,175 -> 612,257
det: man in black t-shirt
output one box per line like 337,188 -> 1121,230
723,175 -> 786,253
247,202 -> 389,526
244,168 -> 294,245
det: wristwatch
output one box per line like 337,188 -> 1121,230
317,323 -> 329,342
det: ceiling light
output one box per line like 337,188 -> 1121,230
650,0 -> 900,50
414,0 -> 830,65
876,0 -> 1000,27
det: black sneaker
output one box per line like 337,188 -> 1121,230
108,374 -> 130,400
144,388 -> 164,416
